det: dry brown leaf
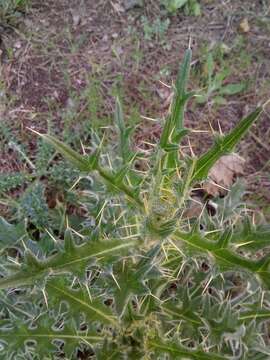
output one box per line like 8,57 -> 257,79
203,154 -> 245,197
239,18 -> 250,33
183,196 -> 204,219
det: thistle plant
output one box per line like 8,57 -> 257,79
0,49 -> 269,359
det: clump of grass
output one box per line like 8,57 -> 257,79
0,0 -> 30,26
0,49 -> 269,359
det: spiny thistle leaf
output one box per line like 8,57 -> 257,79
31,129 -> 143,208
108,260 -> 149,317
115,97 -> 134,163
0,238 -> 136,289
46,278 -> 117,325
148,336 -> 225,360
160,48 -> 192,149
30,130 -> 93,172
19,182 -> 49,228
192,107 -> 263,181
231,222 -> 270,251
173,230 -> 270,289
0,318 -> 102,358
0,217 -> 25,250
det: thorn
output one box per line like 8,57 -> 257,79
70,228 -> 85,239
158,80 -> 171,89
42,288 -> 48,309
217,119 -> 223,136
260,290 -> 265,308
99,132 -> 106,149
97,200 -> 108,227
110,271 -> 121,290
187,137 -> 195,157
106,154 -> 113,170
208,120 -> 215,136
21,239 -> 27,250
190,129 -> 209,133
168,239 -> 185,257
80,140 -> 86,155
202,275 -> 213,295
84,282 -> 92,303
262,98 -> 270,112
188,37 -> 192,50
176,166 -> 181,180
140,115 -> 159,123
26,127 -> 42,136
45,229 -> 58,243
140,141 -> 156,148
176,260 -> 186,279
68,176 -> 82,191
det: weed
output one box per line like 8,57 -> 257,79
0,0 -> 30,26
0,50 -> 269,359
141,15 -> 170,42
161,0 -> 201,16
195,50 -> 247,106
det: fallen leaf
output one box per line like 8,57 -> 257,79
203,154 -> 245,197
183,196 -> 204,219
239,18 -> 250,33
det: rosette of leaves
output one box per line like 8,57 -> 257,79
0,49 -> 269,359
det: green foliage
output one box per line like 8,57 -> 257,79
196,52 -> 247,105
161,0 -> 201,16
141,15 -> 170,41
0,0 -> 30,25
0,49 -> 268,359
0,172 -> 29,193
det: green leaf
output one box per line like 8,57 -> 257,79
147,337 -> 225,359
192,107 -> 262,181
46,278 -> 117,325
109,260 -> 148,317
0,238 -> 136,289
162,302 -> 203,326
31,130 -> 92,172
240,309 -> 270,323
0,318 -> 102,357
164,0 -> 188,12
64,227 -> 75,253
191,0 -> 201,16
232,223 -> 270,251
160,49 -> 192,148
212,95 -> 227,105
115,97 -> 134,163
173,230 -> 270,289
19,182 -> 49,228
206,53 -> 214,82
0,172 -> 28,192
0,217 -> 25,250
220,82 -> 246,96
32,129 -> 143,208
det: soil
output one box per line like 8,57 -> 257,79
0,0 -> 269,217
